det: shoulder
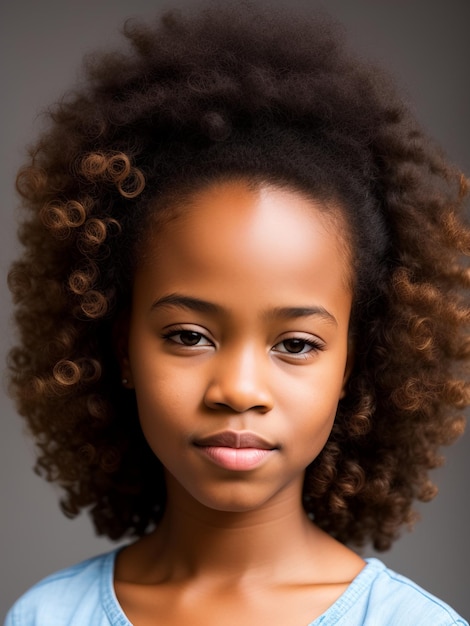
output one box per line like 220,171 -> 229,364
4,549 -> 128,626
338,558 -> 468,626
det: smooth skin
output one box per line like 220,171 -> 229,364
115,179 -> 364,626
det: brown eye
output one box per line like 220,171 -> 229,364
163,329 -> 213,347
272,336 -> 324,357
175,331 -> 204,346
282,338 -> 308,353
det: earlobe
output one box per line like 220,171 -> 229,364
113,310 -> 134,388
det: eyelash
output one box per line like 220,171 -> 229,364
161,329 -> 213,347
160,328 -> 325,358
273,337 -> 324,356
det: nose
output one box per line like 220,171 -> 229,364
203,344 -> 274,413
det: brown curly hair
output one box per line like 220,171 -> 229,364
8,5 -> 470,551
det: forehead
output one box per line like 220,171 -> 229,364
133,180 -> 353,326
143,179 -> 353,284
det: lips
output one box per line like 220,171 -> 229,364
193,430 -> 276,450
193,430 -> 278,471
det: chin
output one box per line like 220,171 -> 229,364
195,492 -> 269,514
187,483 -> 297,516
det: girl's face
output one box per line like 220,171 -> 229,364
121,180 -> 353,515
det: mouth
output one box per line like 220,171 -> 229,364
193,430 -> 277,450
193,430 -> 278,471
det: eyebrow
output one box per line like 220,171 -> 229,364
150,293 -> 337,325
267,306 -> 337,326
150,293 -> 219,314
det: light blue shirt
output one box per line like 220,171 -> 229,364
4,549 -> 468,625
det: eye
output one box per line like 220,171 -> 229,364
162,329 -> 213,347
273,337 -> 323,356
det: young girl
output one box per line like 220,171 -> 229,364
5,5 -> 469,625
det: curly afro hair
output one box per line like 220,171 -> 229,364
8,4 -> 470,550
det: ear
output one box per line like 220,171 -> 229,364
340,337 -> 355,399
113,309 -> 134,388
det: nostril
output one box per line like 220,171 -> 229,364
203,354 -> 274,413
204,385 -> 273,414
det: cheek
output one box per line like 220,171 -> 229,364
132,363 -> 201,450
275,361 -> 345,446
294,392 -> 338,448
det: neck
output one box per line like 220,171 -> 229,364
116,476 -> 365,590
139,476 -> 320,584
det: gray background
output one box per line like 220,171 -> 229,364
1,0 -> 469,621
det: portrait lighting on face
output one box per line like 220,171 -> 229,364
4,4 -> 469,625
119,180 -> 352,514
